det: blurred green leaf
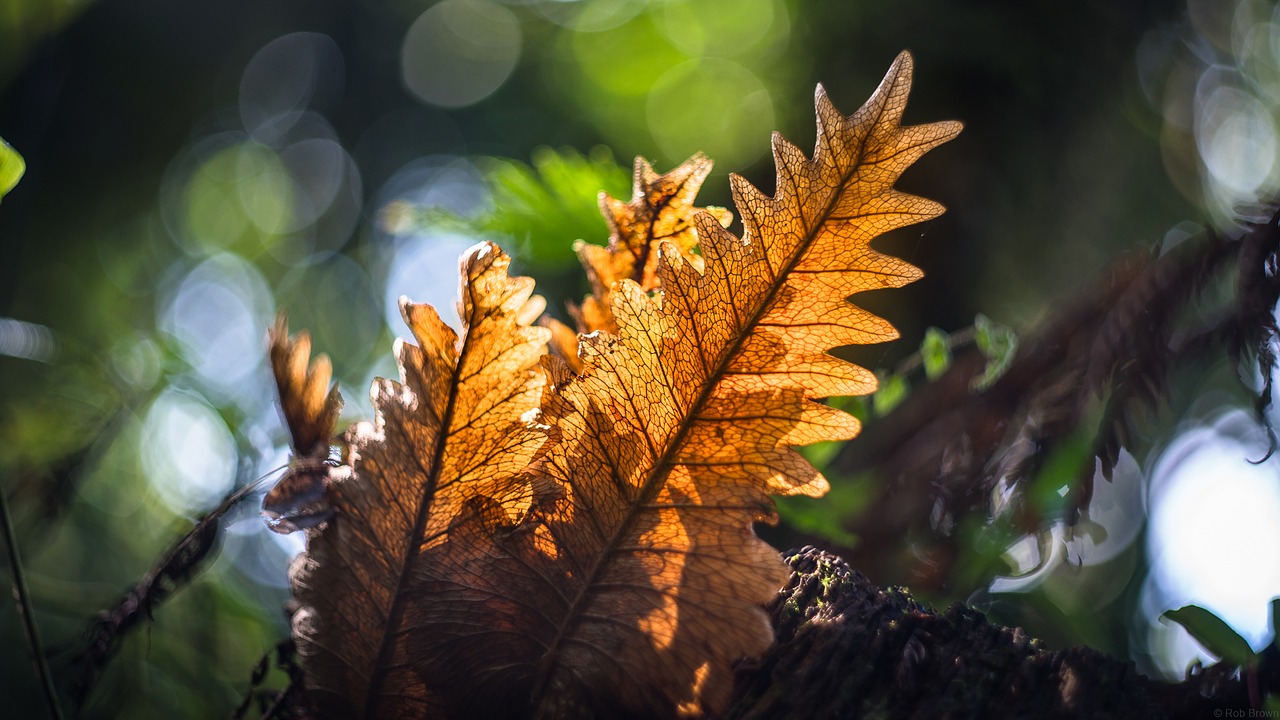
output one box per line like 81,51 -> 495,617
0,136 -> 24,199
451,147 -> 631,268
799,440 -> 842,468
775,473 -> 874,548
828,394 -> 869,424
1027,429 -> 1093,518
1162,605 -> 1257,669
871,373 -> 909,417
972,313 -> 1017,391
481,146 -> 630,265
921,327 -> 952,380
1271,597 -> 1280,652
382,147 -> 630,271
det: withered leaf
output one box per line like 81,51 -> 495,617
278,51 -> 958,720
400,51 -> 955,719
287,242 -> 550,718
547,154 -> 733,370
263,315 -> 343,534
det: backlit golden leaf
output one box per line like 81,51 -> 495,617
548,154 -> 733,369
284,242 -> 550,718
395,51 -> 958,718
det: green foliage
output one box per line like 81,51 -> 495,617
920,326 -> 952,380
0,137 -> 23,200
392,147 -> 631,270
871,372 -> 910,417
774,471 -> 873,549
972,313 -> 1017,391
838,314 -> 1017,427
1026,428 -> 1094,519
1162,605 -> 1258,670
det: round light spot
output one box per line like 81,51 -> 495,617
384,233 -> 476,333
1147,417 -> 1280,649
646,58 -> 775,168
570,16 -> 685,97
401,0 -> 522,109
142,389 -> 237,515
235,144 -> 295,236
1070,452 -> 1146,565
658,0 -> 779,57
1195,82 -> 1276,196
277,253 -> 382,377
240,32 -> 344,144
159,254 -> 273,402
377,156 -> 490,219
180,138 -> 255,253
278,138 -> 351,232
374,157 -> 489,333
109,332 -> 162,391
535,0 -> 647,33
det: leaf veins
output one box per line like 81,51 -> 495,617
283,243 -> 550,718
401,51 -> 959,719
547,154 -> 733,371
274,51 -> 958,720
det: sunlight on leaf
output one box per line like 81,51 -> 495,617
439,51 -> 957,718
272,51 -> 959,719
281,244 -> 549,717
547,153 -> 732,370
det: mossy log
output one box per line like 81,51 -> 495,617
724,547 -> 1274,720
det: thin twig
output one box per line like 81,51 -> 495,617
70,474 -> 277,709
1,481 -> 65,720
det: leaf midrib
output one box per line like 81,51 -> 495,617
529,90 -> 895,712
628,170 -> 688,288
360,321 -> 473,719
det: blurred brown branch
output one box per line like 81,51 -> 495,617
829,211 -> 1280,592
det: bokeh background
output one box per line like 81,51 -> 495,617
2,0 -> 1280,717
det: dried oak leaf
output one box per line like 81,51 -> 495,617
402,51 -> 959,719
286,242 -> 550,718
547,154 -> 733,370
263,315 -> 343,534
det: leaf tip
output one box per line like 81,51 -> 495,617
867,50 -> 916,120
889,49 -> 915,78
